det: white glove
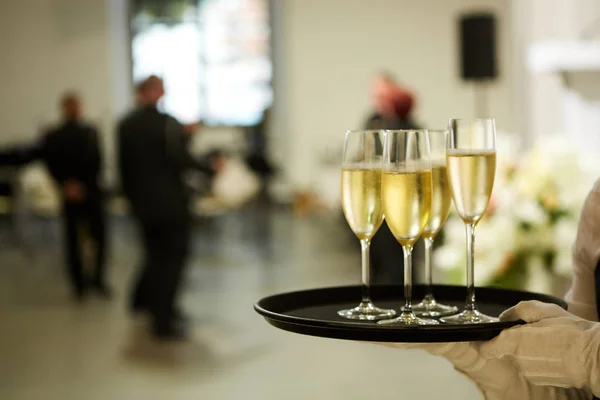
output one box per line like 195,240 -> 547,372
478,300 -> 600,397
565,179 -> 600,322
381,300 -> 599,398
382,339 -> 591,400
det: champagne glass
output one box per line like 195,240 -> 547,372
412,129 -> 459,318
440,119 -> 498,324
338,130 -> 396,321
378,130 -> 438,326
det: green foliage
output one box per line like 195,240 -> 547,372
444,267 -> 465,286
133,0 -> 197,23
548,207 -> 570,225
489,252 -> 528,290
542,250 -> 556,270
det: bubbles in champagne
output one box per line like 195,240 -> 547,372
422,164 -> 452,238
446,150 -> 496,224
381,168 -> 432,246
341,167 -> 384,240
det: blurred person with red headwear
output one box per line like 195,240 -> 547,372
365,71 -> 418,130
363,71 -> 423,285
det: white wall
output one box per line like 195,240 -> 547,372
274,0 -> 514,189
0,0 -> 515,193
0,0 -> 131,186
520,0 -> 600,151
0,0 -> 112,139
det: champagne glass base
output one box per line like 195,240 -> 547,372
412,295 -> 459,318
440,309 -> 499,324
377,311 -> 439,326
337,301 -> 397,321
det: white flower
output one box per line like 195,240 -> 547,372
514,200 -> 548,226
525,255 -> 554,294
516,225 -> 554,254
553,219 -> 578,277
555,219 -> 578,251
434,246 -> 463,271
476,216 -> 518,255
554,249 -> 573,278
494,188 -> 518,214
440,132 -> 598,289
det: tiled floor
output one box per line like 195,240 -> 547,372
0,205 -> 482,399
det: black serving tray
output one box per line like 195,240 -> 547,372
254,284 -> 567,343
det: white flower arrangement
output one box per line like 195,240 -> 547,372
435,133 -> 600,292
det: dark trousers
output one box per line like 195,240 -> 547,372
62,198 -> 107,294
131,220 -> 190,329
371,221 -> 428,285
371,221 -> 405,284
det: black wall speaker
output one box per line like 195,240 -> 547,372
460,13 -> 497,80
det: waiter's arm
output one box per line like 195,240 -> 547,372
596,260 -> 600,321
0,142 -> 42,166
117,121 -> 134,199
165,117 -> 215,177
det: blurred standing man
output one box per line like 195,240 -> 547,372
119,76 -> 217,340
0,93 -> 109,301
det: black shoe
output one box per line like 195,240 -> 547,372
171,308 -> 191,325
91,281 -> 113,299
73,286 -> 87,303
152,323 -> 188,341
131,304 -> 189,324
130,303 -> 148,316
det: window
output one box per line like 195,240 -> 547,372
131,0 -> 272,126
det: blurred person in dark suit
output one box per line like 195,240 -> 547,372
0,92 -> 109,301
119,75 -> 220,340
364,72 -> 422,285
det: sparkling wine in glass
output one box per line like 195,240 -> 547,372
378,129 -> 438,326
338,130 -> 396,321
440,119 -> 498,324
412,130 -> 458,318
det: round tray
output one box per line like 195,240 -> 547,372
254,285 -> 566,343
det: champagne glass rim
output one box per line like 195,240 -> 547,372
448,118 -> 495,122
345,129 -> 383,134
383,129 -> 428,133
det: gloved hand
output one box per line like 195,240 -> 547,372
477,300 -> 600,397
382,339 -> 591,400
382,300 -> 600,399
565,179 -> 600,322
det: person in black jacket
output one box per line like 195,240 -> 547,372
119,75 -> 218,339
0,92 -> 109,301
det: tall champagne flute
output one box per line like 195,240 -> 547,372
413,130 -> 458,318
441,119 -> 498,324
338,130 -> 396,321
378,130 -> 438,326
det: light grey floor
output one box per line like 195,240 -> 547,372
0,207 -> 481,400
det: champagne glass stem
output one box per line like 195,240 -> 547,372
360,238 -> 371,302
424,237 -> 434,297
465,223 -> 476,312
402,244 -> 413,314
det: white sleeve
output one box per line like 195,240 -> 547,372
565,179 -> 600,322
